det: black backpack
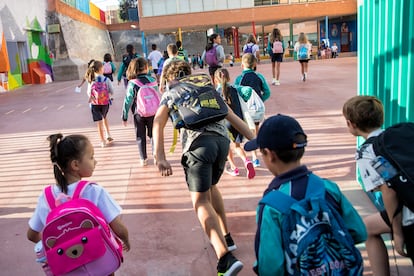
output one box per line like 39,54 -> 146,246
367,122 -> 414,212
167,73 -> 228,129
122,53 -> 138,76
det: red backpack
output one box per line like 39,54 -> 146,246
90,77 -> 110,105
131,79 -> 160,117
41,181 -> 123,276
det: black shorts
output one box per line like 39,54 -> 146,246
208,66 -> 221,77
103,73 -> 113,81
91,104 -> 109,122
299,59 -> 310,63
181,132 -> 229,193
380,209 -> 414,264
228,127 -> 243,144
271,53 -> 283,63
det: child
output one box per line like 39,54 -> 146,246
342,95 -> 414,275
228,53 -> 234,67
159,43 -> 181,92
27,133 -> 130,274
147,44 -> 163,83
117,44 -> 140,88
214,68 -> 255,179
268,28 -> 284,86
331,42 -> 338,58
202,33 -> 225,85
122,57 -> 160,166
294,32 -> 312,81
153,60 -> 254,275
76,59 -> 95,92
156,50 -> 169,84
244,114 -> 367,275
234,53 -> 271,168
86,60 -> 114,148
103,53 -> 116,82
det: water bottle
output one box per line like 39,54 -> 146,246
169,108 -> 185,129
371,156 -> 398,181
34,241 -> 53,276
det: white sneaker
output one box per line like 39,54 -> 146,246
275,80 -> 280,86
140,159 -> 148,166
271,78 -> 277,85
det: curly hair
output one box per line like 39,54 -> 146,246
161,60 -> 192,83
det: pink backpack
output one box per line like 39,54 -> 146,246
90,77 -> 110,105
131,79 -> 160,117
103,62 -> 112,74
42,181 -> 123,276
272,41 -> 284,54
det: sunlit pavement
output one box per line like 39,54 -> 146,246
0,57 -> 412,275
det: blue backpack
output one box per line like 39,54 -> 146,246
298,44 -> 309,60
260,174 -> 363,275
244,44 -> 253,54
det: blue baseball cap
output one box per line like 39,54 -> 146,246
244,114 -> 307,151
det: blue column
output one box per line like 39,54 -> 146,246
325,16 -> 329,46
141,31 -> 147,58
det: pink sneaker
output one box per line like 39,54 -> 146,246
225,167 -> 239,177
245,160 -> 255,179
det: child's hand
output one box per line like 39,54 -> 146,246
122,240 -> 131,252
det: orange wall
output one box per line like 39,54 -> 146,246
138,0 -> 357,33
0,33 -> 9,72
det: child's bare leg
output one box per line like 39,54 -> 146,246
364,213 -> 391,276
97,121 -> 105,143
276,62 -> 281,80
227,147 -> 237,170
234,142 -> 248,161
103,117 -> 111,138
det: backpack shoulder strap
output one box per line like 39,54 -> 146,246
44,185 -> 56,210
131,78 -> 144,87
260,190 -> 296,214
259,173 -> 326,214
73,180 -> 91,199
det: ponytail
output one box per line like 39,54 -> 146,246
206,33 -> 218,51
85,60 -> 103,83
47,133 -> 89,194
214,68 -> 231,104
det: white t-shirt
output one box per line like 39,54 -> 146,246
148,50 -> 163,69
28,181 -> 122,232
356,129 -> 384,192
243,43 -> 260,57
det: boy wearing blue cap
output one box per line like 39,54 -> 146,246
244,114 -> 367,275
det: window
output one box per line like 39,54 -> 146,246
178,0 -> 190,13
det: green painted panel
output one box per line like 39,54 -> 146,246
358,0 -> 414,127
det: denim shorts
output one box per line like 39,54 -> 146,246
181,132 -> 229,192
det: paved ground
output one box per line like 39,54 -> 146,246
0,57 -> 412,275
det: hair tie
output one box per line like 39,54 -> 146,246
52,162 -> 64,175
178,70 -> 185,79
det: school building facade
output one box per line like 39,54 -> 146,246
1,0 -> 358,91
135,0 -> 357,58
